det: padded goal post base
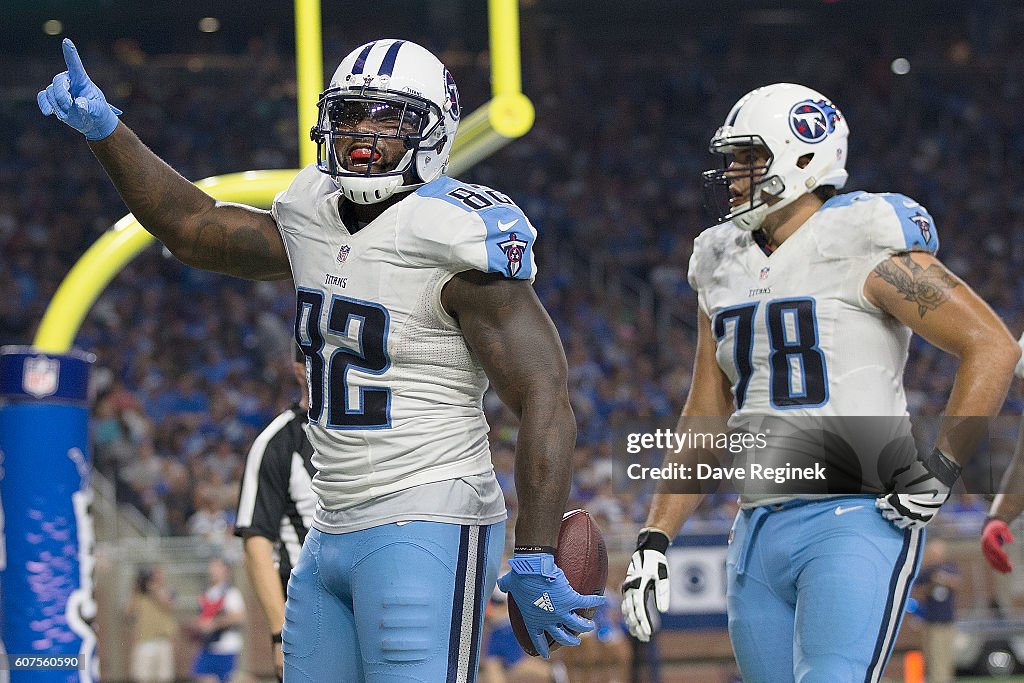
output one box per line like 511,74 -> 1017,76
0,347 -> 98,682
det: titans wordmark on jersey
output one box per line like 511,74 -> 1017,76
272,165 -> 537,510
689,191 -> 938,419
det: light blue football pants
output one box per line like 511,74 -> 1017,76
726,496 -> 923,683
283,520 -> 505,682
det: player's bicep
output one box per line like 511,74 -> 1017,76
865,251 -> 1009,356
178,202 -> 291,281
443,270 -> 567,415
683,309 -> 734,416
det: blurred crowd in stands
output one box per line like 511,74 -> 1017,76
3,4 -> 1023,542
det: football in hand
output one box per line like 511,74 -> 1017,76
507,509 -> 609,656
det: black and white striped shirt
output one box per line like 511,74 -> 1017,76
234,406 -> 316,590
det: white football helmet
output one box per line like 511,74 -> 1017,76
702,83 -> 849,231
311,39 -> 461,204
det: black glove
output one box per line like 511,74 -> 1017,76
876,448 -> 961,530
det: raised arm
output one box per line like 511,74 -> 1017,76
39,39 -> 289,280
88,127 -> 289,279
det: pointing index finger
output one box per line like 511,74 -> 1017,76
62,38 -> 90,87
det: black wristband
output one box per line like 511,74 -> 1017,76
514,545 -> 556,555
636,528 -> 671,554
271,631 -> 283,644
985,515 -> 1007,526
925,448 -> 962,488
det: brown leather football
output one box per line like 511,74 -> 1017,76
507,509 -> 609,656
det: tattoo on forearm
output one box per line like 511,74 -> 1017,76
191,220 -> 277,275
230,225 -> 277,273
90,129 -> 287,279
191,219 -> 230,269
871,253 -> 959,318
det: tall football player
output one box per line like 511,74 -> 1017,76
621,83 -> 1019,682
39,38 -> 602,682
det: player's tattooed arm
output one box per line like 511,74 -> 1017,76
88,126 -> 290,280
443,271 -> 575,548
866,251 -> 1020,462
869,252 -> 959,318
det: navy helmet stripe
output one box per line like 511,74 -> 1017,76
378,40 -> 406,77
351,41 -> 377,75
726,104 -> 743,126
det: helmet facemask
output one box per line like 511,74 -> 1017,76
702,135 -> 787,231
313,39 -> 461,205
312,89 -> 446,204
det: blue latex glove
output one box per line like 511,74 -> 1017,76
37,38 -> 121,141
496,553 -> 605,658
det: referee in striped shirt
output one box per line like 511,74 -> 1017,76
234,347 -> 315,680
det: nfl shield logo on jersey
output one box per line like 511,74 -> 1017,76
23,356 -> 59,398
760,267 -> 770,280
498,232 -> 528,277
337,245 -> 351,265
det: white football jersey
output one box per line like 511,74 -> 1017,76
689,191 -> 938,420
273,165 -> 538,510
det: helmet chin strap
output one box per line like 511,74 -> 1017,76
337,175 -> 404,204
732,175 -> 788,231
733,203 -> 772,232
334,147 -> 419,205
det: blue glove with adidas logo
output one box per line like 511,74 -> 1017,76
497,553 -> 605,658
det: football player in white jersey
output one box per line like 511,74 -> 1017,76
39,38 -> 601,682
620,83 -> 1020,682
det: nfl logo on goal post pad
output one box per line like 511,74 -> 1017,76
0,346 -> 99,677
